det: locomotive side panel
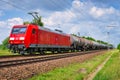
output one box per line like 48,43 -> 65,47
37,27 -> 71,48
26,24 -> 39,48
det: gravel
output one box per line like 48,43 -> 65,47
0,51 -> 106,80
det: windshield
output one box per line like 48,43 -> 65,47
12,27 -> 27,34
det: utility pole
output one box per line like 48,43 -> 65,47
78,32 -> 80,37
107,32 -> 110,50
106,25 -> 116,50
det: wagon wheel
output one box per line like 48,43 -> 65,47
51,49 -> 55,54
27,49 -> 34,55
19,50 -> 25,55
40,51 -> 45,55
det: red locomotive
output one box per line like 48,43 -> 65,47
8,24 -> 111,55
8,24 -> 71,54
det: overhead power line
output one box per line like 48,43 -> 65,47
0,0 -> 27,11
0,0 -> 79,21
50,0 -> 74,17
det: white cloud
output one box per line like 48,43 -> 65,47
0,17 -> 23,44
0,21 -> 6,27
90,7 -> 104,18
43,10 -> 76,26
89,6 -> 115,18
7,18 -> 23,28
69,26 -> 80,34
72,0 -> 84,9
0,17 -> 23,28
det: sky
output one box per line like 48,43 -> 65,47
0,0 -> 120,47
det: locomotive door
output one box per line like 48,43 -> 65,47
31,28 -> 38,44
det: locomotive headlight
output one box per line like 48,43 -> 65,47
10,37 -> 14,40
19,37 -> 25,40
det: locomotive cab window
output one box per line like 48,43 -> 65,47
12,27 -> 27,34
32,29 -> 36,34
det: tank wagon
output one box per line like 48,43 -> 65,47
8,24 -> 111,55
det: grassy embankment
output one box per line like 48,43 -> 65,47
0,49 -> 13,56
93,50 -> 120,80
0,49 -> 53,56
30,50 -> 115,80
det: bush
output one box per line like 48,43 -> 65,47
117,44 -> 120,52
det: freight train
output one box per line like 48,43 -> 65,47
8,24 -> 112,55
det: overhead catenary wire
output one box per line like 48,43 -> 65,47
50,0 -> 75,17
0,0 -> 77,20
0,0 -> 77,18
0,0 -> 82,24
0,0 -> 27,11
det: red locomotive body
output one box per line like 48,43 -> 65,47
8,24 -> 71,54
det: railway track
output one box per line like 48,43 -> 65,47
0,50 -> 102,59
0,50 -> 103,68
0,54 -> 48,59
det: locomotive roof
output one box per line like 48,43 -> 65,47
12,24 -> 68,36
13,25 -> 27,27
38,26 -> 69,36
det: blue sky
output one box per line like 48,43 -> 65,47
0,0 -> 120,47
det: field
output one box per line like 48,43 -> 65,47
93,50 -> 120,80
0,49 -> 10,56
30,50 -> 116,80
0,49 -> 13,56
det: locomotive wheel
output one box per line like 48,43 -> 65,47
11,50 -> 16,54
71,49 -> 75,52
28,49 -> 34,55
57,50 -> 61,53
52,51 -> 55,54
19,51 -> 25,55
40,51 -> 45,55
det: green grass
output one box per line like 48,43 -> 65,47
93,50 -> 120,80
0,49 -> 13,56
29,50 -> 114,80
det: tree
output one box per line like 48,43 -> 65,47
23,16 -> 44,27
85,37 -> 96,41
97,40 -> 108,45
82,36 -> 96,41
0,44 -> 2,49
71,34 -> 77,37
23,21 -> 30,25
32,16 -> 44,26
0,37 -> 9,50
117,43 -> 120,51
